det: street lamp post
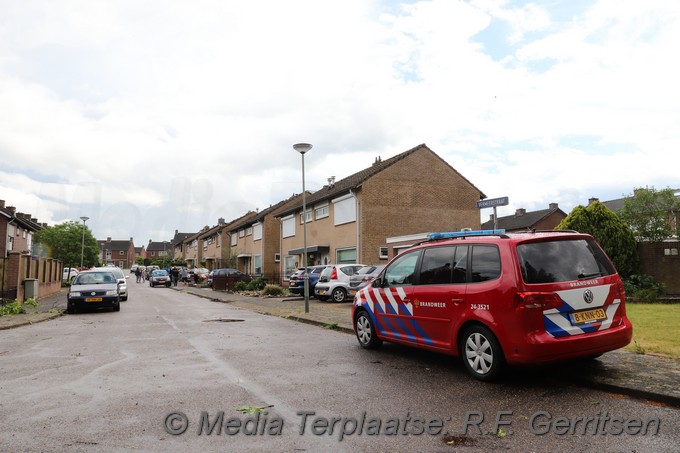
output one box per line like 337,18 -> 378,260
79,216 -> 89,269
294,143 -> 312,313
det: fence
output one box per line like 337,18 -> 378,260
0,251 -> 62,303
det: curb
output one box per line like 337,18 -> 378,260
0,312 -> 63,331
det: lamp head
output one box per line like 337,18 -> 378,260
293,143 -> 312,155
80,216 -> 89,222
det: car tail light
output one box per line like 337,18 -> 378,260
330,267 -> 338,280
514,292 -> 563,310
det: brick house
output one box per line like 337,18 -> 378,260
1,200 -> 43,257
199,219 -> 227,270
97,238 -> 136,268
182,228 -> 210,268
481,203 -> 567,232
170,230 -> 194,262
275,144 -> 485,281
134,245 -> 146,262
228,194 -> 305,281
146,240 -> 172,265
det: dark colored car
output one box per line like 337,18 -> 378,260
149,270 -> 171,287
288,265 -> 326,297
67,270 -> 121,313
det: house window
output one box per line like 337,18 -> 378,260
379,246 -> 389,260
231,234 -> 237,246
315,204 -> 329,220
254,255 -> 262,275
332,194 -> 356,225
665,248 -> 678,256
394,245 -> 413,255
274,253 -> 281,263
284,255 -> 297,280
282,215 -> 295,238
239,229 -> 245,238
300,210 -> 312,224
253,223 -> 262,241
246,227 -> 253,236
336,247 -> 357,264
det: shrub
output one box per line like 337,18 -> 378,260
246,278 -> 268,291
0,298 -> 37,316
234,281 -> 248,292
261,284 -> 286,297
623,274 -> 666,302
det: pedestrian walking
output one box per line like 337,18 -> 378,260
180,267 -> 188,286
134,266 -> 142,283
171,267 -> 180,287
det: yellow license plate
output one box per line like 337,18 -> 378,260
318,290 -> 326,295
571,308 -> 606,325
85,297 -> 103,302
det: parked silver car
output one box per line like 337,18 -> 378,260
348,265 -> 386,297
314,264 -> 364,302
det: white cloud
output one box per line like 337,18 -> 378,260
1,0 -> 678,243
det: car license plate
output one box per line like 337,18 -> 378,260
85,297 -> 102,302
318,290 -> 326,295
349,290 -> 357,295
570,308 -> 607,325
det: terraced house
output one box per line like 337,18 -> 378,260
275,143 -> 486,281
228,194 -> 305,282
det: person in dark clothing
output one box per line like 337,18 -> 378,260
171,267 -> 180,287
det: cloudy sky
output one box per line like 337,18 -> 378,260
1,0 -> 678,245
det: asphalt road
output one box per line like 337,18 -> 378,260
1,280 -> 678,452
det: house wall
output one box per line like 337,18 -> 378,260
531,212 -> 565,231
638,241 -> 680,295
359,148 -> 482,264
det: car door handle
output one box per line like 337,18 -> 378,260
451,299 -> 464,305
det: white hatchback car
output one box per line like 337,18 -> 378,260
314,264 -> 364,302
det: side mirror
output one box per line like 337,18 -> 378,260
372,278 -> 382,288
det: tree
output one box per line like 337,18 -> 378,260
33,221 -> 99,268
556,201 -> 639,277
619,186 -> 680,242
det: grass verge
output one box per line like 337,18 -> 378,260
624,303 -> 680,358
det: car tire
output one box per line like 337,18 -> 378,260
331,287 -> 347,303
460,325 -> 505,381
150,282 -> 154,287
113,303 -> 120,312
354,310 -> 382,349
122,296 -> 128,301
67,304 -> 75,314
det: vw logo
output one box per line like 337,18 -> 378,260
91,292 -> 96,296
583,289 -> 594,304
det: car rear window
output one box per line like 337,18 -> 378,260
517,238 -> 616,284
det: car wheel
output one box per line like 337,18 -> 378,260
67,304 -> 76,314
354,311 -> 382,349
150,282 -> 154,287
331,287 -> 347,303
113,303 -> 120,312
460,325 -> 504,381
122,296 -> 128,301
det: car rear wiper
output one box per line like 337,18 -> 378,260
578,272 -> 602,279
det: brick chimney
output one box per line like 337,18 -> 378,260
515,208 -> 526,216
588,197 -> 599,205
549,203 -> 558,210
7,206 -> 16,214
0,200 -> 4,208
489,214 -> 495,222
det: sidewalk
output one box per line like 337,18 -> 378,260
2,286 -> 678,408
